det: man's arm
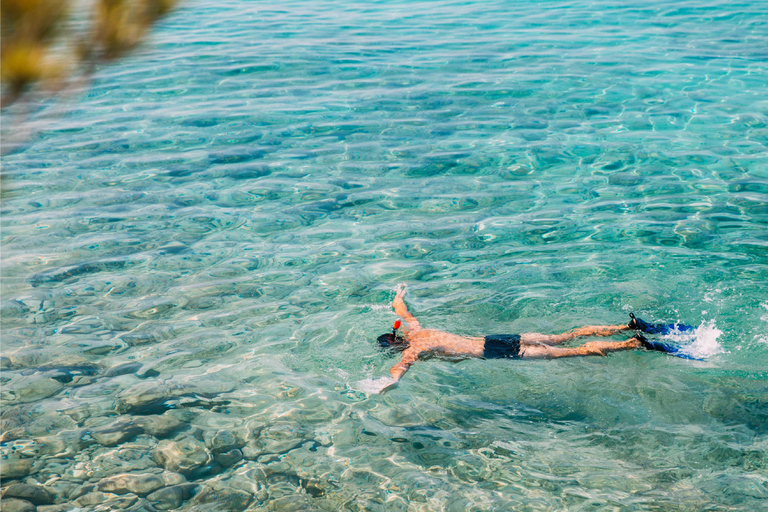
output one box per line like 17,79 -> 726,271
393,284 -> 421,333
363,347 -> 420,395
389,346 -> 420,382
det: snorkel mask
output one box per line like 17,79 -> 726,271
377,319 -> 407,351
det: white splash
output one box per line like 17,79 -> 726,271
756,302 -> 768,346
661,319 -> 724,359
355,304 -> 389,311
354,376 -> 397,395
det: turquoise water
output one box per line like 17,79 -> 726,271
2,0 -> 767,510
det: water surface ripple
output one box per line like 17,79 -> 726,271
2,0 -> 767,510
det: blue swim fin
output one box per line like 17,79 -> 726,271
634,333 -> 701,360
628,313 -> 694,336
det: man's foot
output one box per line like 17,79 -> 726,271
632,332 -> 666,353
628,313 -> 663,334
631,332 -> 648,347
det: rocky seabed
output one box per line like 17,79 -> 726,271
1,356 -> 360,512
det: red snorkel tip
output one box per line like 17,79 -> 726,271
393,320 -> 402,330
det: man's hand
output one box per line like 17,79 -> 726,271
355,376 -> 399,394
378,376 -> 399,394
392,283 -> 421,333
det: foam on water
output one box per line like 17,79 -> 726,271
660,319 -> 724,360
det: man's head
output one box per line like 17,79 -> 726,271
377,332 -> 408,352
378,319 -> 407,351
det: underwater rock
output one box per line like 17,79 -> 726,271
73,491 -> 108,507
91,429 -> 136,448
158,242 -> 189,255
70,461 -> 91,481
240,443 -> 260,460
209,147 -> 266,164
210,472 -> 261,498
0,427 -> 27,443
35,432 -> 92,458
37,505 -> 76,512
153,437 -> 212,475
39,479 -> 79,504
268,494 -> 319,512
116,379 -> 232,414
4,438 -> 40,459
146,486 -> 183,510
243,422 -> 309,459
80,439 -> 160,481
28,260 -> 130,287
97,471 -> 186,497
0,402 -> 78,440
30,361 -> 100,385
228,165 -> 271,180
104,362 -> 145,377
0,348 -> 55,369
59,403 -> 91,424
119,333 -> 160,347
0,299 -> 27,320
116,381 -> 194,413
0,498 -> 36,512
0,458 -> 34,479
73,491 -> 138,509
203,430 -> 244,454
302,480 -> 326,498
91,417 -> 145,447
88,411 -> 187,447
135,411 -> 187,438
146,483 -> 198,511
186,485 -> 253,512
67,483 -> 97,501
2,483 -> 54,505
186,462 -> 224,481
0,375 -> 63,405
213,449 -> 243,469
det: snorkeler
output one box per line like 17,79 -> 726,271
372,284 -> 656,393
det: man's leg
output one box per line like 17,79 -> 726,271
520,336 -> 642,359
521,324 -> 629,346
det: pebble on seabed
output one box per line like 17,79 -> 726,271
0,459 -> 34,479
0,498 -> 37,512
73,491 -> 138,509
186,484 -> 254,511
97,471 -> 186,496
1,483 -> 55,505
147,483 -> 198,511
0,418 -> 340,512
0,361 -> 345,512
153,437 -> 212,474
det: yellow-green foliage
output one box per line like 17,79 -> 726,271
1,0 -> 178,106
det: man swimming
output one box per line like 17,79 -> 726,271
373,284 -> 649,393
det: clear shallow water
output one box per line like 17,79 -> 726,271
1,0 -> 767,510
